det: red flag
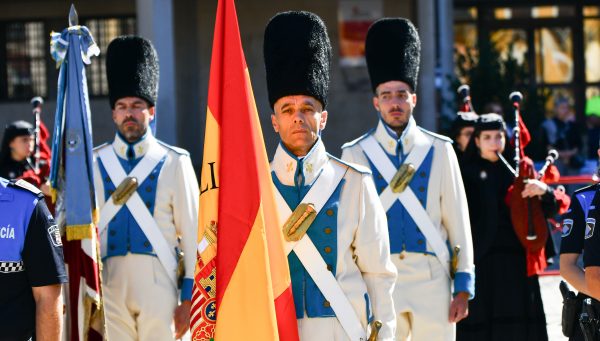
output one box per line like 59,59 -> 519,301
190,0 -> 299,340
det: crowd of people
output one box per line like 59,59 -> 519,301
3,9 -> 600,341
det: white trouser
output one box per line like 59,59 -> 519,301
297,317 -> 354,341
103,253 -> 177,341
393,252 -> 454,341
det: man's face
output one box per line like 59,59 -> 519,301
456,126 -> 475,152
373,80 -> 417,132
271,95 -> 327,157
112,97 -> 155,143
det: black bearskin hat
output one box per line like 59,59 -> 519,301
106,36 -> 159,109
264,11 -> 331,109
366,18 -> 420,93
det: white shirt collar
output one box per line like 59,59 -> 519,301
111,131 -> 156,160
373,116 -> 417,156
271,138 -> 329,186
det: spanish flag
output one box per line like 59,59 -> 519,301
190,0 -> 299,340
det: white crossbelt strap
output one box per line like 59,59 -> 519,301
273,160 -> 367,341
359,134 -> 451,278
97,144 -> 178,286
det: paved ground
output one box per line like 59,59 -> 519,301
540,274 -> 566,341
180,274 -> 566,341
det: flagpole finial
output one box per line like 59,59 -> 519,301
69,4 -> 78,26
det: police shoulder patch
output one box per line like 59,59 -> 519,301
561,219 -> 573,237
47,224 -> 62,247
10,179 -> 42,197
585,218 -> 596,239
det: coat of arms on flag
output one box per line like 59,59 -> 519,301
191,221 -> 217,341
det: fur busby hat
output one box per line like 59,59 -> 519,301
366,18 -> 420,93
264,11 -> 331,109
106,36 -> 159,109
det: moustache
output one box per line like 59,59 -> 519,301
122,118 -> 138,124
389,107 -> 404,114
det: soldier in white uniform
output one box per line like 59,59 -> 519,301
263,11 -> 397,340
341,18 -> 475,341
92,36 -> 199,341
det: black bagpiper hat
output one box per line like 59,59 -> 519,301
106,36 -> 159,109
365,18 -> 420,93
264,11 -> 331,109
450,111 -> 479,138
1,120 -> 34,159
475,113 -> 506,132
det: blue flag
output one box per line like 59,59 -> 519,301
49,22 -> 104,340
49,25 -> 99,240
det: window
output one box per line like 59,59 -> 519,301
84,17 -> 136,96
584,7 -> 600,83
0,16 -> 135,101
534,27 -> 573,84
5,21 -> 46,99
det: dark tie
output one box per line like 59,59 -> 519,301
295,162 -> 304,188
126,146 -> 135,161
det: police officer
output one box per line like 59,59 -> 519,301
580,146 -> 600,340
264,11 -> 397,340
341,18 -> 475,341
93,36 -> 199,340
0,177 -> 67,340
561,177 -> 596,340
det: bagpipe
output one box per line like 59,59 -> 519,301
457,85 -> 570,274
495,91 -> 570,275
19,96 -> 52,189
500,92 -> 553,251
457,84 -> 474,113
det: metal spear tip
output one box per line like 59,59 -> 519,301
68,4 -> 78,26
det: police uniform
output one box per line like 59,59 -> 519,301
93,36 -> 199,341
561,184 -> 598,341
264,12 -> 397,340
0,177 -> 67,340
341,18 -> 474,341
582,183 -> 600,269
563,184 -> 599,255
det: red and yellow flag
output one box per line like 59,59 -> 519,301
190,0 -> 299,340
